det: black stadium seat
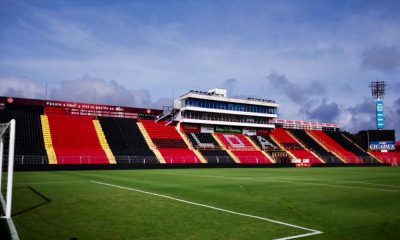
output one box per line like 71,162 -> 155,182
98,117 -> 159,164
0,109 -> 48,164
186,132 -> 234,163
289,129 -> 342,163
199,150 -> 235,163
324,131 -> 379,163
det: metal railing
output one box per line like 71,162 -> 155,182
3,155 -> 398,165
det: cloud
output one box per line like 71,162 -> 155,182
341,97 -> 375,131
305,99 -> 340,122
50,75 -> 153,107
347,97 -> 375,115
0,76 -> 45,99
266,71 -> 326,104
361,46 -> 400,72
0,75 -> 170,109
394,98 -> 400,116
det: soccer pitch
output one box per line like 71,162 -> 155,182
6,167 -> 400,240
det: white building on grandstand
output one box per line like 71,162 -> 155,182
170,88 -> 278,134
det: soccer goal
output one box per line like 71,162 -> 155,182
0,119 -> 16,219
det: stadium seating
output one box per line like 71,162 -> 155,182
231,150 -> 271,164
214,133 -> 272,163
0,110 -> 48,164
289,129 -> 343,163
186,132 -> 234,163
98,117 -> 158,164
249,135 -> 291,163
215,133 -> 254,150
270,128 -> 322,164
141,120 -> 200,163
47,114 -> 109,164
199,150 -> 235,163
186,132 -> 219,149
324,131 -> 378,163
371,151 -> 400,164
308,130 -> 359,163
158,148 -> 201,163
250,135 -> 279,151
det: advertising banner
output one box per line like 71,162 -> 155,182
201,126 -> 214,133
214,125 -> 242,134
376,99 -> 384,129
243,128 -> 257,136
181,124 -> 200,133
369,141 -> 395,151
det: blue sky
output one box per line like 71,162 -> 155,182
0,0 -> 399,136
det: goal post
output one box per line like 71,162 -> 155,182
0,119 -> 16,219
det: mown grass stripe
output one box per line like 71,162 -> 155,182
91,180 -> 323,240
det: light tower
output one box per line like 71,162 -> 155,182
369,81 -> 386,130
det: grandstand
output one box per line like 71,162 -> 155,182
0,89 -> 398,168
1,90 -> 399,240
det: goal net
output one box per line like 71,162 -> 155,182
0,119 -> 16,219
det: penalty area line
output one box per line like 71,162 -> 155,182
91,180 -> 322,240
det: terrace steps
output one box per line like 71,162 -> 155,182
40,115 -> 57,164
93,120 -> 116,164
212,133 -> 240,163
269,134 -> 297,160
245,135 -> 275,163
342,134 -> 382,163
176,127 -> 207,163
306,130 -> 346,163
286,130 -> 324,163
308,131 -> 353,163
137,121 -> 166,164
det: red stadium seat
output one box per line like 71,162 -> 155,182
47,114 -> 109,164
141,120 -> 200,164
271,128 -> 322,164
214,133 -> 272,164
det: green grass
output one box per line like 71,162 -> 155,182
8,167 -> 400,240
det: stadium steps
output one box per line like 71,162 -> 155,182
285,130 -> 324,163
305,130 -> 346,163
341,134 -> 381,163
269,133 -> 298,160
176,127 -> 207,163
245,135 -> 275,163
271,128 -> 323,164
371,151 -> 400,164
323,131 -> 378,163
308,130 -> 361,163
141,120 -> 200,164
93,120 -> 116,164
199,150 -> 235,163
289,129 -> 343,164
249,135 -> 289,163
136,122 -> 166,164
40,115 -> 57,164
214,133 -> 271,164
212,133 -> 240,163
47,114 -> 109,164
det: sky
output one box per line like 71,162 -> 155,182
0,0 -> 399,138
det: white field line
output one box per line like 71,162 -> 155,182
150,172 -> 400,193
91,180 -> 322,240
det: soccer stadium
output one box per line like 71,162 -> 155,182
1,1 -> 400,240
0,86 -> 399,240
